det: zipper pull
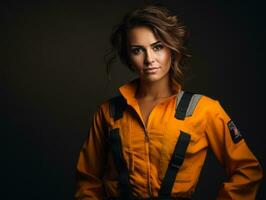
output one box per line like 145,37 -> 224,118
144,128 -> 149,142
145,134 -> 149,142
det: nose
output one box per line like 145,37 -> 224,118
144,49 -> 155,65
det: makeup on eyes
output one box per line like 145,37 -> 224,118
130,41 -> 164,55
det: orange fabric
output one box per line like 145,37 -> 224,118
75,78 -> 263,200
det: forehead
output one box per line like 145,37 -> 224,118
127,26 -> 159,45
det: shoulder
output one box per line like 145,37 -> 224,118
180,91 -> 219,111
198,94 -> 220,109
96,98 -> 110,117
194,93 -> 231,121
184,91 -> 227,117
96,95 -> 126,121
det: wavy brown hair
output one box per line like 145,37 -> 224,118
105,4 -> 190,88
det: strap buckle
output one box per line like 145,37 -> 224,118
171,154 -> 184,168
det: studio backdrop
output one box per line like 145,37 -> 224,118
1,0 -> 265,199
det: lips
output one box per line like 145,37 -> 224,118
144,67 -> 159,70
144,67 -> 159,74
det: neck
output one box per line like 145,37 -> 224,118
135,75 -> 173,100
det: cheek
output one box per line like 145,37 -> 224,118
159,50 -> 172,67
129,55 -> 144,70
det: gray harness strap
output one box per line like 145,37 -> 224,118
175,90 -> 203,120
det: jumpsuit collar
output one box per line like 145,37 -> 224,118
118,77 -> 182,107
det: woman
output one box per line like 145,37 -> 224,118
75,5 -> 263,200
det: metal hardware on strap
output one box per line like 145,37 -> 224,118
158,131 -> 191,197
109,128 -> 132,198
109,95 -> 127,121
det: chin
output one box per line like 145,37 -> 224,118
141,74 -> 166,82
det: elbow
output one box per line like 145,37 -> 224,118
241,161 -> 264,184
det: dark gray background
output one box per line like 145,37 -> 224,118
1,0 -> 265,199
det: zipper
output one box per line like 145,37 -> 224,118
130,104 -> 153,197
144,127 -> 152,197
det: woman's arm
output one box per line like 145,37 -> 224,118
75,106 -> 108,200
205,100 -> 263,200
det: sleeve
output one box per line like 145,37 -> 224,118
205,100 -> 263,200
75,105 -> 108,200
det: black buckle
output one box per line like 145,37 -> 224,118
171,154 -> 183,168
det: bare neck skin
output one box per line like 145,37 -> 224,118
135,74 -> 173,101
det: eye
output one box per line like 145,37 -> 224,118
130,47 -> 144,55
153,43 -> 164,51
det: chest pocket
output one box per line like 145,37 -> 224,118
187,131 -> 207,154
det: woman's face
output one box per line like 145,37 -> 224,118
127,26 -> 172,83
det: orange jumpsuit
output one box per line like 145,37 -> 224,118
75,78 -> 263,200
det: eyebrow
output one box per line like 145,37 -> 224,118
129,41 -> 162,48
